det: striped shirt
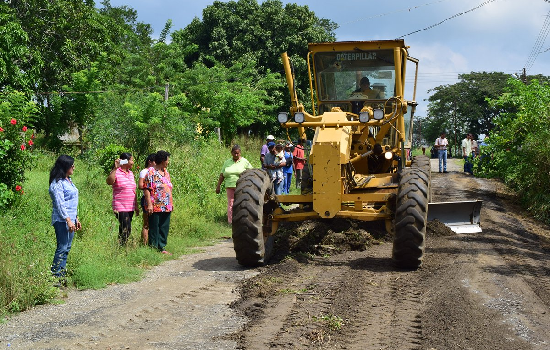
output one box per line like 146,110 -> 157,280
49,178 -> 79,225
112,167 -> 136,212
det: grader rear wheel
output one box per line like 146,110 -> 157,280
301,164 -> 313,195
232,169 -> 276,267
392,167 -> 429,268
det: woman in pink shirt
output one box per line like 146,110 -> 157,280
106,152 -> 139,245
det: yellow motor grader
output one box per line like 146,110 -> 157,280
232,40 -> 481,268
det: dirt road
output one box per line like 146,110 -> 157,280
1,158 -> 550,349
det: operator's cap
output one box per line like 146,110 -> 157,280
266,135 -> 275,140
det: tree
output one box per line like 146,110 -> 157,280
173,0 -> 336,101
0,4 -> 37,91
180,57 -> 284,144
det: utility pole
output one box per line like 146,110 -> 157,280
521,68 -> 527,84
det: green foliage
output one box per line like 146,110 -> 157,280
180,59 -> 284,144
0,90 -> 38,210
0,4 -> 35,91
482,79 -> 550,223
174,0 -> 337,125
96,144 -> 128,175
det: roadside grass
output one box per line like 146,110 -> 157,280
0,137 -> 264,318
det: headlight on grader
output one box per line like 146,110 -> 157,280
385,151 -> 393,160
373,109 -> 384,120
277,112 -> 289,124
359,111 -> 370,123
294,112 -> 305,123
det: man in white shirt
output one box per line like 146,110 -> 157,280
461,133 -> 474,175
435,132 -> 449,173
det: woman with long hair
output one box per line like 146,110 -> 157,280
49,155 -> 81,282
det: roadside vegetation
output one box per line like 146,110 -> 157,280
0,137 -> 263,317
1,0 -> 549,318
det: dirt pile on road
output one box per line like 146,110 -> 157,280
427,219 -> 455,236
274,219 -> 389,259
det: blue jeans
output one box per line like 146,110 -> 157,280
51,221 -> 75,277
273,180 -> 284,195
283,173 -> 292,194
463,155 -> 473,174
438,149 -> 447,172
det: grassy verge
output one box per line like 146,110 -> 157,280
0,137 -> 264,318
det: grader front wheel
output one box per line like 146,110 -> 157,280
232,169 -> 276,267
392,167 -> 429,269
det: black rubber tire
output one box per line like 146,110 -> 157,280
392,167 -> 429,269
301,163 -> 313,195
411,155 -> 431,202
232,169 -> 275,267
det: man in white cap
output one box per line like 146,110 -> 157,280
260,135 -> 275,168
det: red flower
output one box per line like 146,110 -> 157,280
20,144 -> 26,151
22,126 -> 27,132
10,119 -> 16,125
15,185 -> 21,191
28,140 -> 34,146
31,133 -> 35,139
0,127 -> 4,132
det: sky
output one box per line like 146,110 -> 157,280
96,0 -> 550,117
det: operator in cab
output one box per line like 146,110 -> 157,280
351,77 -> 383,99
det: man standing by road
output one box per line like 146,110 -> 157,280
462,133 -> 474,175
435,132 -> 449,173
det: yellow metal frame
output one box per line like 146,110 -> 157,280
274,40 -> 416,233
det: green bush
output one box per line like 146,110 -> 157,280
0,90 -> 38,210
485,79 -> 550,223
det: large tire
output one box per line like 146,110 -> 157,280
392,167 -> 429,269
411,155 -> 431,202
301,163 -> 313,195
232,169 -> 276,267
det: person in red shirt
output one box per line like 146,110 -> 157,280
292,139 -> 306,188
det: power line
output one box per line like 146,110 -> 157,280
524,10 -> 550,73
337,0 -> 454,27
397,0 -> 501,38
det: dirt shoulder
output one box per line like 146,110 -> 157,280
0,242 -> 252,350
1,158 -> 550,350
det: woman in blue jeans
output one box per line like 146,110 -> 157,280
49,155 -> 81,282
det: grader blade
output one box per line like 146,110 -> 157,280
428,200 -> 483,233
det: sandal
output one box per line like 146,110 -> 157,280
161,250 -> 172,255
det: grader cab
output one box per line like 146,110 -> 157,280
232,40 -> 481,268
